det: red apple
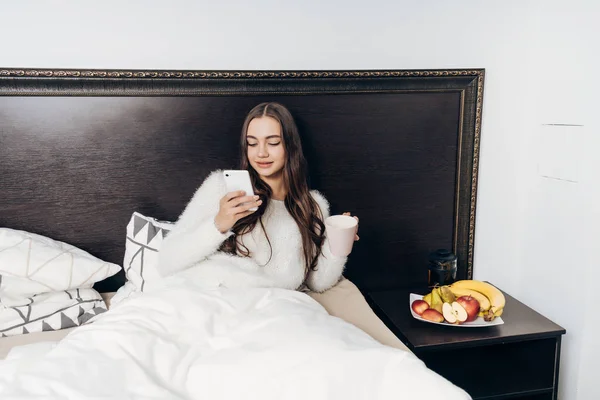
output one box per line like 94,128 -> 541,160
411,299 -> 429,315
442,302 -> 468,324
421,309 -> 445,323
455,295 -> 480,322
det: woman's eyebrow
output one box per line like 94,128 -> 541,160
246,135 -> 281,140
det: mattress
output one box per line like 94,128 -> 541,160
0,278 -> 409,359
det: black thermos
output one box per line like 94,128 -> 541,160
428,249 -> 457,287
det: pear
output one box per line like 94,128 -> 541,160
439,286 -> 456,303
430,287 -> 444,314
423,292 -> 432,306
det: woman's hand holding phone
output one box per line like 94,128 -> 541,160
214,191 -> 262,233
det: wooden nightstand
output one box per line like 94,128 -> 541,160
367,285 -> 566,400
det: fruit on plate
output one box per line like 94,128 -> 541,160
448,287 -> 491,313
415,280 -> 505,324
423,292 -> 432,306
439,286 -> 456,303
411,299 -> 430,315
421,309 -> 445,323
481,307 -> 504,321
442,301 -> 468,324
455,295 -> 480,322
450,280 -> 506,321
430,287 -> 444,314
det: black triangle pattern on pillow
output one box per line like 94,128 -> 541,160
125,214 -> 173,293
91,307 -> 107,315
132,214 -> 172,243
133,215 -> 148,237
147,222 -> 161,243
0,294 -> 107,337
60,312 -> 78,329
78,312 -> 95,325
78,306 -> 107,324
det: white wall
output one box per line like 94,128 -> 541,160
517,3 -> 599,400
1,1 -> 598,399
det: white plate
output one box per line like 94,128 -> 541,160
409,293 -> 504,328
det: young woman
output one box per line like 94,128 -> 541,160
157,102 -> 359,293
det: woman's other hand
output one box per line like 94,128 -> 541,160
342,212 -> 360,241
214,191 -> 262,233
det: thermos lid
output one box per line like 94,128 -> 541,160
429,249 -> 457,263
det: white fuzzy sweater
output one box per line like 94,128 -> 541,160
156,170 -> 347,293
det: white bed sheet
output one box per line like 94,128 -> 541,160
1,278 -> 408,360
0,264 -> 470,399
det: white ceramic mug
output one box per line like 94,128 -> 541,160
325,215 -> 358,257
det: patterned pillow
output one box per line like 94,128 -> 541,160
0,228 -> 121,302
0,288 -> 107,337
122,212 -> 174,293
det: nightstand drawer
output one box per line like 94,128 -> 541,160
417,337 -> 558,399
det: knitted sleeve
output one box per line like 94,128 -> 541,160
156,169 -> 233,277
305,190 -> 348,293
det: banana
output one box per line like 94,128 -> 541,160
450,280 -> 505,320
478,308 -> 503,317
448,287 -> 491,312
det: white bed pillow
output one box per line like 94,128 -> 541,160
0,288 -> 107,337
122,212 -> 174,294
0,228 -> 121,302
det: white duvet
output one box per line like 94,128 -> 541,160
0,259 -> 471,400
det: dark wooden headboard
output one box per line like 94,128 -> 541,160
0,68 -> 484,294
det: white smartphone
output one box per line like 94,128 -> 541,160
222,170 -> 258,211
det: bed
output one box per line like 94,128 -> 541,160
0,68 -> 483,399
0,279 -> 408,360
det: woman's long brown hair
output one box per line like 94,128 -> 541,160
220,102 -> 326,277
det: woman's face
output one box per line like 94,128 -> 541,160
246,116 -> 286,179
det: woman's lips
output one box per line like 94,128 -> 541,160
256,162 -> 273,168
